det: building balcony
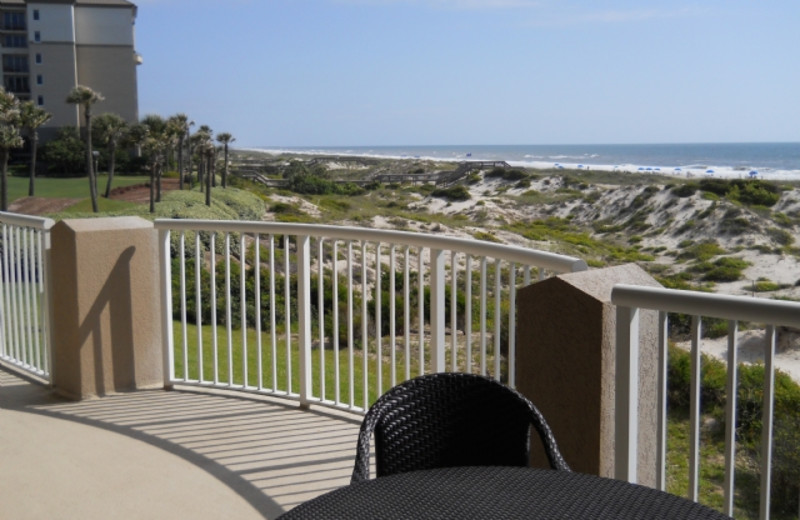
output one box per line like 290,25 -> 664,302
1,212 -> 798,519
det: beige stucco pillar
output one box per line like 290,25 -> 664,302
516,263 -> 661,487
50,217 -> 163,400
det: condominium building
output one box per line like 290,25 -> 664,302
0,0 -> 140,140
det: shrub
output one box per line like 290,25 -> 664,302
672,183 -> 698,197
701,257 -> 750,282
431,185 -> 470,201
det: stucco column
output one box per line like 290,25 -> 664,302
50,217 -> 163,399
516,264 -> 661,487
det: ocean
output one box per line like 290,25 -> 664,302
254,143 -> 800,181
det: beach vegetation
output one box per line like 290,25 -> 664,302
485,167 -> 528,182
671,182 -> 699,197
748,278 -> 786,292
431,185 -> 470,201
693,257 -> 750,282
766,227 -> 794,247
676,240 -> 726,262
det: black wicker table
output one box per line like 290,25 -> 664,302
277,466 -> 731,519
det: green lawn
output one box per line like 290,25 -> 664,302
7,173 -> 149,204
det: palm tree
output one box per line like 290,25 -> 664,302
20,101 -> 52,197
0,88 -> 23,211
140,114 -> 170,203
93,113 -> 128,198
168,114 -> 192,190
66,85 -> 104,213
194,125 -> 213,188
215,132 -> 235,188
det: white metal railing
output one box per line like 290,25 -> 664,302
612,283 -> 800,520
155,219 -> 587,412
0,212 -> 54,381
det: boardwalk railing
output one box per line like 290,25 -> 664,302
0,212 -> 54,382
612,284 -> 800,519
155,219 -> 587,413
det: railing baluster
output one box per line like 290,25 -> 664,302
347,241 -> 354,408
614,304 -> 639,483
480,258 -> 487,376
361,241 -> 368,410
333,240 -> 340,405
225,233 -> 233,386
195,233 -> 203,383
159,229 -> 174,386
403,246 -> 410,381
450,251 -> 457,373
723,320 -> 738,515
297,235 -> 312,406
210,233 -> 218,385
689,316 -> 701,501
1,224 -> 9,361
255,234 -> 263,391
240,233 -> 248,387
32,229 -> 43,371
269,235 -> 277,390
508,262 -> 516,387
375,243 -> 382,396
465,256 -> 472,374
431,248 -> 446,373
390,245 -> 397,387
418,248 -> 425,376
657,311 -> 669,491
22,229 -> 32,368
318,238 -> 326,401
760,325 -> 776,520
178,232 -> 187,380
284,235 -> 292,394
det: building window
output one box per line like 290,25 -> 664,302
33,10 -> 40,21
2,55 -> 29,73
37,96 -> 44,106
36,74 -> 43,85
2,12 -> 26,31
3,35 -> 27,48
4,76 -> 30,94
35,53 -> 42,65
34,31 -> 41,42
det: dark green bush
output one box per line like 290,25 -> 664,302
431,185 -> 470,201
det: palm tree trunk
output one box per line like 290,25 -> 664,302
205,154 -> 212,206
178,138 -> 184,190
222,145 -> 229,188
85,112 -> 98,213
28,134 -> 38,197
104,143 -> 116,198
149,166 -> 156,213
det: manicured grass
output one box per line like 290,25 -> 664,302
7,174 -> 150,204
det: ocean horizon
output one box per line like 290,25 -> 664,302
253,142 -> 800,181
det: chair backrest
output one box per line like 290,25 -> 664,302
351,372 -> 570,483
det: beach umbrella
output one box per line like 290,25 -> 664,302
749,170 -> 758,178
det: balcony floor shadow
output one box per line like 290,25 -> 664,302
0,365 -> 362,519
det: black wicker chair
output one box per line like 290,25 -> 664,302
351,372 -> 570,483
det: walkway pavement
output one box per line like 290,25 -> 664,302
0,366 -> 362,519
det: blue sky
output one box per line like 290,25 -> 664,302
135,1 -> 799,147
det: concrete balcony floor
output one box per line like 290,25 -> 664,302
0,366 -> 361,520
